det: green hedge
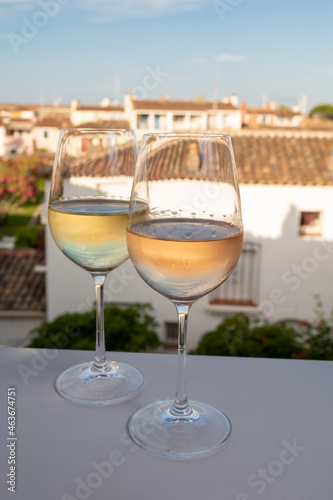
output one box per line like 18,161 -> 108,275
191,313 -> 333,360
29,303 -> 161,352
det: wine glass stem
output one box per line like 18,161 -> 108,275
171,303 -> 192,417
92,274 -> 110,373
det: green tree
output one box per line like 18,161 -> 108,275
308,104 -> 333,120
29,303 -> 161,352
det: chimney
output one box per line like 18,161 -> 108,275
230,93 -> 239,108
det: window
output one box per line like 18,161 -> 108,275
44,130 -> 48,138
137,114 -> 148,129
154,114 -> 167,130
209,241 -> 261,307
81,137 -> 90,152
154,115 -> 161,129
299,211 -> 322,237
173,115 -> 185,130
190,115 -> 201,130
165,322 -> 178,345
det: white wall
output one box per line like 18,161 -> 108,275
32,127 -> 60,152
240,184 -> 333,324
45,180 -> 333,351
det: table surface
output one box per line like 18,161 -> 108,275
0,346 -> 332,500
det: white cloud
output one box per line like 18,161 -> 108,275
0,0 -> 211,22
214,53 -> 245,62
82,0 -> 210,22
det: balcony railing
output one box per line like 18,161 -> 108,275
210,241 -> 261,307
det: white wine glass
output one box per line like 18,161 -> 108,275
48,128 -> 144,405
127,133 -> 243,457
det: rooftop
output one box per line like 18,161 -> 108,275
232,133 -> 333,185
72,119 -> 130,129
35,117 -> 71,128
0,249 -> 46,315
52,132 -> 333,186
247,108 -> 302,117
140,132 -> 333,185
130,98 -> 238,112
75,104 -> 125,112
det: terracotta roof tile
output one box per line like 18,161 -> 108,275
131,99 -> 237,112
141,133 -> 333,186
247,108 -> 301,117
39,131 -> 333,186
72,119 -> 130,129
232,134 -> 333,185
35,117 -> 70,128
0,250 -> 46,313
76,105 -> 125,112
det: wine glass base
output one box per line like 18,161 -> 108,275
55,361 -> 144,405
129,400 -> 231,458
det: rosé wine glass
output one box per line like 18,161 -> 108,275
126,133 -> 243,457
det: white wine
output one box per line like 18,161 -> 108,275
48,198 -> 129,273
127,219 -> 243,301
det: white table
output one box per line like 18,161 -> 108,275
0,347 -> 332,500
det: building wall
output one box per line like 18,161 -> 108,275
240,184 -> 333,323
3,132 -> 33,155
45,181 -> 333,351
132,109 -> 242,137
32,126 -> 60,152
70,109 -> 126,126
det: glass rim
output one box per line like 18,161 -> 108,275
142,132 -> 232,139
59,127 -> 136,134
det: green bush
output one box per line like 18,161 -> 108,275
297,301 -> 333,360
191,312 -> 333,360
15,225 -> 43,249
29,303 -> 161,352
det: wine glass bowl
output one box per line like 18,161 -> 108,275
48,128 -> 144,405
127,133 -> 243,456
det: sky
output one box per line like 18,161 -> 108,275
0,0 -> 332,112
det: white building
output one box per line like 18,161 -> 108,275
241,102 -> 304,128
0,97 -> 242,157
44,131 -> 333,351
124,94 -> 242,138
70,99 -> 126,126
32,118 -> 70,153
1,118 -> 34,156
